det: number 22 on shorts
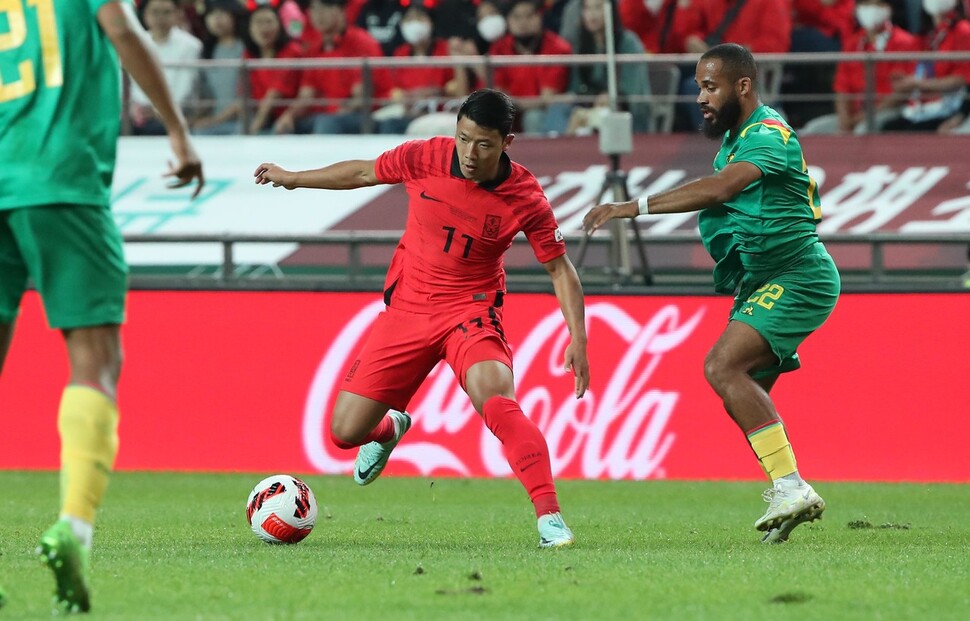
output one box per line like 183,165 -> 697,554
746,283 -> 785,310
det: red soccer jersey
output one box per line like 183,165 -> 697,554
246,41 -> 304,118
834,26 -> 920,113
374,137 -> 566,312
489,31 -> 573,97
618,0 -> 700,54
686,0 -> 791,53
389,39 -> 454,91
300,26 -> 390,113
927,16 -> 970,84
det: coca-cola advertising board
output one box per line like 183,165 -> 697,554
2,290 -> 968,482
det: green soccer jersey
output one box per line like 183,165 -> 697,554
697,105 -> 822,293
0,0 -> 122,210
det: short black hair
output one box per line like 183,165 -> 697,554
457,89 -> 516,137
700,43 -> 759,90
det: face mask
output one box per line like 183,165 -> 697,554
855,5 -> 890,31
643,0 -> 664,14
477,14 -> 506,42
400,20 -> 431,45
922,0 -> 957,16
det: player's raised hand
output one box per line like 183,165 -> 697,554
564,340 -> 589,399
582,201 -> 637,234
254,162 -> 296,189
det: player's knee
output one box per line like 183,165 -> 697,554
703,351 -> 729,394
329,413 -> 363,447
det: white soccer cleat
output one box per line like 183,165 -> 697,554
755,480 -> 825,541
538,512 -> 574,548
353,410 -> 411,486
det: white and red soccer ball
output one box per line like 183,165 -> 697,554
246,474 -> 318,544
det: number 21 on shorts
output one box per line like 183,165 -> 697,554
0,0 -> 62,103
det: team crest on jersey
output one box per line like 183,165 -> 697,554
554,228 -> 564,242
482,215 -> 502,239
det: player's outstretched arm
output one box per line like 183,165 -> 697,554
97,1 -> 204,197
253,160 -> 381,191
543,254 -> 590,399
582,162 -> 762,234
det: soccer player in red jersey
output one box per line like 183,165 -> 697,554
254,89 -> 589,547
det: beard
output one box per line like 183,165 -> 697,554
700,96 -> 742,140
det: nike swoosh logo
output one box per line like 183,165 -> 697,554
420,190 -> 444,203
356,463 -> 377,481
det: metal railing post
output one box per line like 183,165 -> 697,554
221,239 -> 234,283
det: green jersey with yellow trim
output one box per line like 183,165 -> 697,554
0,0 -> 122,210
698,105 -> 822,293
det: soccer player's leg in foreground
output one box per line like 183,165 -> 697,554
37,325 -> 123,613
704,321 -> 824,544
330,391 -> 412,486
465,360 -> 574,548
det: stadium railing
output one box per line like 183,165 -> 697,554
122,232 -> 970,294
129,51 -> 970,136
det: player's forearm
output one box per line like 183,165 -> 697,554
109,30 -> 189,135
291,160 -> 379,190
641,176 -> 735,214
549,257 -> 588,345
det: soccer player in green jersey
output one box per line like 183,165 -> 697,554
0,0 -> 204,612
583,43 -> 840,544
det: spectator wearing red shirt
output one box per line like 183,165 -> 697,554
676,0 -> 790,129
884,0 -> 970,131
275,0 -> 390,134
617,0 -> 702,53
243,1 -> 305,134
800,0 -> 920,134
683,0 -> 791,54
376,3 -> 463,133
791,0 -> 854,53
490,0 -> 573,133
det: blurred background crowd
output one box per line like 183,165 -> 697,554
129,0 -> 970,136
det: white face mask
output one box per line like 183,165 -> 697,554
922,0 -> 957,16
477,14 -> 507,42
855,5 -> 890,31
400,20 -> 432,45
643,0 -> 665,14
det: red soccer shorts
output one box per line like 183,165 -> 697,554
340,302 -> 513,412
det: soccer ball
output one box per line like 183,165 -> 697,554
246,474 -> 318,544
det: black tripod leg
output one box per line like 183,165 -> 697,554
613,171 -> 655,286
574,173 -> 613,270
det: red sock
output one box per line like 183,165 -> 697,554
330,414 -> 396,450
481,396 -> 560,517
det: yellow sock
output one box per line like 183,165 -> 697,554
746,421 -> 797,481
58,385 -> 120,524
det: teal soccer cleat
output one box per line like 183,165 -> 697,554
538,512 -> 575,548
354,410 -> 412,486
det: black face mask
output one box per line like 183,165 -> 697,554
513,33 -> 541,50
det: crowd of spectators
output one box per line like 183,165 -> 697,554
129,0 -> 970,135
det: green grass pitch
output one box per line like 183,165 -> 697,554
0,472 -> 967,620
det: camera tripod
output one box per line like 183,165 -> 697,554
575,153 -> 654,286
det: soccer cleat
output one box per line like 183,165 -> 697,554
354,410 -> 412,486
537,512 -> 574,548
754,481 -> 825,539
37,520 -> 91,614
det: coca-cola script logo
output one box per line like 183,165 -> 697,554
303,301 -> 706,480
